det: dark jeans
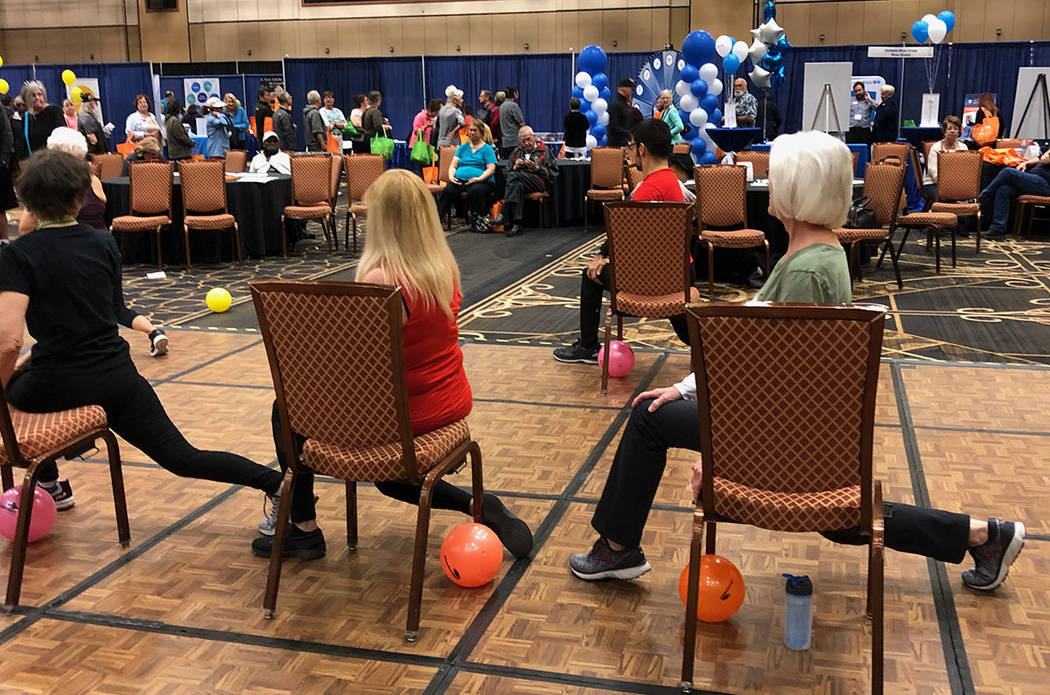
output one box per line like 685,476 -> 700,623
578,265 -> 691,351
7,363 -> 290,511
979,167 -> 1050,232
846,126 -> 871,146
437,179 -> 495,219
270,402 -> 472,524
503,170 -> 546,223
592,398 -> 972,564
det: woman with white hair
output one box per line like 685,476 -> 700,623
15,81 -> 64,160
437,85 -> 465,147
570,131 -> 1024,594
654,90 -> 684,144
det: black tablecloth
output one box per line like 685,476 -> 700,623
103,174 -> 294,264
492,159 -> 589,227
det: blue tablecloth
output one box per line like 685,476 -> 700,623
752,141 -> 871,177
192,136 -> 207,155
707,128 -> 762,153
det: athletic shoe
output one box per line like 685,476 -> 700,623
553,341 -> 599,365
569,537 -> 651,581
251,524 -> 326,560
505,224 -> 522,237
962,518 -> 1025,591
481,492 -> 533,558
258,493 -> 281,536
40,478 -> 75,511
981,229 -> 1007,240
148,328 -> 168,357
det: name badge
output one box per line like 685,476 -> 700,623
855,113 -> 862,121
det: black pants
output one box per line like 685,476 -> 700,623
503,170 -> 546,223
270,402 -> 472,524
578,265 -> 691,351
437,179 -> 495,219
592,398 -> 972,564
7,363 -> 292,512
846,127 -> 871,145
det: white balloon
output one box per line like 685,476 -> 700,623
749,65 -> 772,89
591,98 -> 608,115
699,63 -> 719,83
675,79 -> 691,97
575,71 -> 592,89
732,40 -> 749,63
757,19 -> 784,44
679,93 -> 699,112
598,111 -> 609,126
922,13 -> 938,25
586,134 -> 598,149
748,39 -> 767,64
750,27 -> 763,42
928,18 -> 947,44
715,35 -> 734,58
689,108 -> 708,127
709,78 -> 723,97
583,84 -> 599,102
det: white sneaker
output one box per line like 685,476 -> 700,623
149,329 -> 168,357
258,493 -> 280,536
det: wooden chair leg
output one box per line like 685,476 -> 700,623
1012,202 -> 1025,239
155,226 -> 164,270
344,210 -> 351,249
950,225 -> 957,268
262,468 -> 297,619
600,309 -> 612,397
469,441 -> 484,523
406,469 -> 440,642
1,464 -> 13,491
3,463 -> 42,609
975,212 -> 981,254
762,240 -> 771,281
680,508 -> 705,692
183,225 -> 192,269
704,521 -> 717,555
870,481 -> 885,695
345,481 -> 357,550
280,214 -> 288,257
933,228 -> 941,274
616,314 -> 623,341
352,215 -> 359,254
584,196 -> 588,229
99,430 -> 130,547
233,223 -> 243,264
706,241 -> 715,296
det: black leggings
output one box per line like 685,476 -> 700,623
271,402 -> 473,523
6,362 -> 288,510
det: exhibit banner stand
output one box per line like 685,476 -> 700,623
1013,71 -> 1050,140
811,84 -> 842,133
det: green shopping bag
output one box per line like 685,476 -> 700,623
370,135 -> 395,159
410,129 -> 434,165
343,122 -> 360,137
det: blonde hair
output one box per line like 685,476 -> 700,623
768,131 -> 851,229
135,135 -> 162,157
223,92 -> 240,107
355,170 -> 460,318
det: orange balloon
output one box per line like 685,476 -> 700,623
440,522 -> 502,588
678,554 -> 745,623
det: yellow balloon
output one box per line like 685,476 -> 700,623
71,87 -> 83,103
0,55 -> 4,68
62,69 -> 76,86
0,79 -> 8,96
206,288 -> 232,313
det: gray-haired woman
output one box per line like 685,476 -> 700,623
15,81 -> 64,161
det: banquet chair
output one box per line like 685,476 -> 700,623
852,152 -> 860,177
623,162 -> 645,193
250,280 -> 485,641
1013,194 -> 1050,238
693,165 -> 770,295
921,140 -> 937,165
343,154 -> 386,253
110,160 -> 174,269
601,201 -> 694,396
896,146 -> 967,273
996,139 -> 1022,150
734,151 -> 769,178
1,382 -> 131,610
680,302 -> 886,695
672,143 -> 691,155
281,154 -> 334,256
524,190 -> 555,229
833,160 -> 907,286
225,149 -> 248,173
92,152 -> 124,180
428,146 -> 456,227
929,149 -> 983,256
180,158 -> 242,268
585,147 -> 627,228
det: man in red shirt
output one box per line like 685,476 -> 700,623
554,118 -> 692,364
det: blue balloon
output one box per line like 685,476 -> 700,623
699,151 -> 718,166
682,31 -> 716,68
591,123 -> 606,139
679,64 -> 700,84
912,20 -> 929,43
592,72 -> 609,90
585,109 -> 598,126
722,54 -> 741,75
700,94 -> 719,114
690,79 -> 709,98
763,0 -> 776,22
578,45 -> 608,75
771,66 -> 785,90
679,109 -> 692,127
777,35 -> 791,48
938,10 -> 955,34
710,108 -> 723,126
690,137 -> 707,157
572,85 -> 584,99
598,134 -> 607,146
579,99 -> 591,113
600,87 -> 611,100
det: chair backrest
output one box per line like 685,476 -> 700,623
936,149 -> 983,202
996,138 -> 1022,149
127,160 -> 174,216
686,302 -> 886,530
623,163 -> 644,192
289,154 -> 332,206
735,151 -> 769,178
862,160 -> 907,227
851,151 -> 859,176
343,154 -> 386,202
871,142 -> 910,166
590,147 -> 625,189
672,143 -> 691,155
179,158 -> 228,214
438,146 -> 456,183
921,140 -> 937,164
604,201 -> 693,307
251,280 -> 419,481
93,152 -> 125,180
225,149 -> 248,173
694,164 -> 747,228
329,153 -> 343,202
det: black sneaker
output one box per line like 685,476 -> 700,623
553,341 -> 600,364
39,478 -> 75,511
569,537 -> 651,581
981,229 -> 1007,240
251,524 -> 326,560
148,328 -> 168,358
962,519 -> 1024,591
505,224 -> 522,237
481,492 -> 533,559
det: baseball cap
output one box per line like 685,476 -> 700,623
618,78 -> 636,88
262,130 -> 279,142
80,93 -> 99,102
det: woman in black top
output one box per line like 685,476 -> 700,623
0,150 -> 318,549
563,98 -> 590,159
15,81 -> 64,160
361,91 -> 391,140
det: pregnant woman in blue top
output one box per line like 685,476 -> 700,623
436,120 -> 497,225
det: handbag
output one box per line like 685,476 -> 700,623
370,135 -> 395,159
411,129 -> 435,165
422,165 -> 439,184
845,195 -> 877,229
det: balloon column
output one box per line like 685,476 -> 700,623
911,10 -> 955,93
677,30 -> 722,166
0,54 -> 8,97
747,0 -> 791,90
572,45 -> 611,149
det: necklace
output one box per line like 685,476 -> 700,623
35,218 -> 77,231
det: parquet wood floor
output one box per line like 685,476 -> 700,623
0,332 -> 1047,694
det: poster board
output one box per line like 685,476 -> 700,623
184,78 -> 222,109
1011,67 -> 1050,139
803,62 -> 853,133
851,75 -> 886,105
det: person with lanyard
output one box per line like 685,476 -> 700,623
15,81 -> 64,161
163,100 -> 196,162
654,89 -> 685,144
204,97 -> 232,158
249,131 -> 292,175
846,81 -> 875,145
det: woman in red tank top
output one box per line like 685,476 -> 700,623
254,170 -> 533,561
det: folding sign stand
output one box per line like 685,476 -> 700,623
1015,73 -> 1050,140
810,83 -> 842,133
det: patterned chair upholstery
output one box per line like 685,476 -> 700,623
110,160 -> 174,269
1013,194 -> 1050,238
930,149 -> 984,256
601,201 -> 694,395
693,165 -> 770,295
832,160 -> 907,287
92,152 -> 124,180
679,302 -> 886,695
224,149 -> 248,173
734,151 -> 769,178
281,154 -> 334,256
585,147 -> 626,228
250,280 -> 485,642
921,140 -> 937,165
427,146 -> 456,197
672,143 -> 691,155
342,154 -> 386,253
1,384 -> 130,609
179,158 -> 242,268
996,138 -> 1022,150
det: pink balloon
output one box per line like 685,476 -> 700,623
0,486 -> 58,543
598,340 -> 636,378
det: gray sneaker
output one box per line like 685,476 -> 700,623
570,537 -> 651,581
962,519 -> 1025,591
258,493 -> 280,536
553,341 -> 599,365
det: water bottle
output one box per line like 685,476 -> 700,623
783,573 -> 813,651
